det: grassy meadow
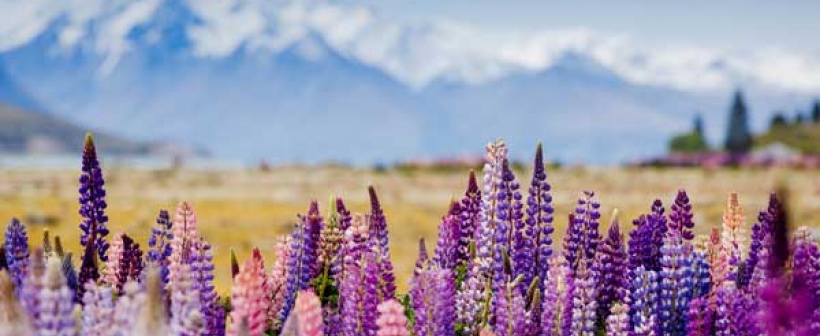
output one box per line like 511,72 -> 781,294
1,165 -> 819,294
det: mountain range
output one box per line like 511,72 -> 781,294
0,0 -> 816,164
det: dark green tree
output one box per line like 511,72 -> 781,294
812,101 -> 819,123
770,112 -> 788,128
724,91 -> 753,153
669,114 -> 709,153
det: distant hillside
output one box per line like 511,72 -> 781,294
0,104 -> 154,155
755,123 -> 820,154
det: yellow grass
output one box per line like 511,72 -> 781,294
1,166 -> 819,294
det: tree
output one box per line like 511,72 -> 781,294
812,101 -> 820,123
770,112 -> 788,128
669,114 -> 709,153
724,90 -> 753,154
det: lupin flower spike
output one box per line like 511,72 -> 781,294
669,190 -> 695,241
4,218 -> 29,295
292,290 -> 324,336
230,257 -> 268,336
368,187 -> 397,301
35,257 -> 77,335
78,133 -> 110,263
376,299 -> 408,336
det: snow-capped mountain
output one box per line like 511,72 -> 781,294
0,0 -> 817,164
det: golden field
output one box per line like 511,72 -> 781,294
1,165 -> 819,293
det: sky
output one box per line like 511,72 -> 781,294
352,0 -> 820,52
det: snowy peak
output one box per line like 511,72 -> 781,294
3,0 -> 820,93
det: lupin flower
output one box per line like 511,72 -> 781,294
147,210 -> 174,286
433,203 -> 461,271
169,262 -> 204,336
456,260 -> 485,335
570,256 -> 598,336
659,231 -> 693,336
269,236 -> 292,329
410,268 -> 456,336
605,302 -> 630,336
668,190 -> 695,241
495,160 -> 524,277
457,171 -> 481,266
720,192 -> 746,283
475,139 -> 507,319
111,281 -> 144,336
82,282 -> 114,335
102,234 -> 124,287
78,135 -> 110,293
705,228 -> 729,291
230,258 -> 267,336
191,237 -> 223,335
35,258 -> 77,335
280,201 -> 323,325
319,199 -> 344,286
714,283 -> 756,336
594,211 -> 627,321
541,255 -> 573,336
4,218 -> 29,295
630,266 -> 659,336
741,193 -> 777,289
376,299 -> 408,336
368,187 -> 397,302
565,191 -> 601,273
685,297 -> 713,336
21,249 -> 45,316
289,289 -> 324,336
525,144 -> 555,296
339,250 -> 379,336
168,201 -> 199,292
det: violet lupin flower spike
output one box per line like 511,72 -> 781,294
4,218 -> 29,295
659,231 -> 693,336
191,237 -> 223,335
457,171 -> 481,266
630,266 -> 659,336
147,210 -> 174,286
368,187 -> 397,302
668,190 -> 695,241
570,254 -> 598,336
433,203 -> 461,271
594,210 -> 627,322
540,255 -> 572,336
411,268 -> 456,336
686,297 -> 713,336
565,191 -> 601,273
78,134 -> 110,276
526,143 -> 554,296
280,201 -> 322,325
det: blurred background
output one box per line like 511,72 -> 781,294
1,0 -> 819,291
